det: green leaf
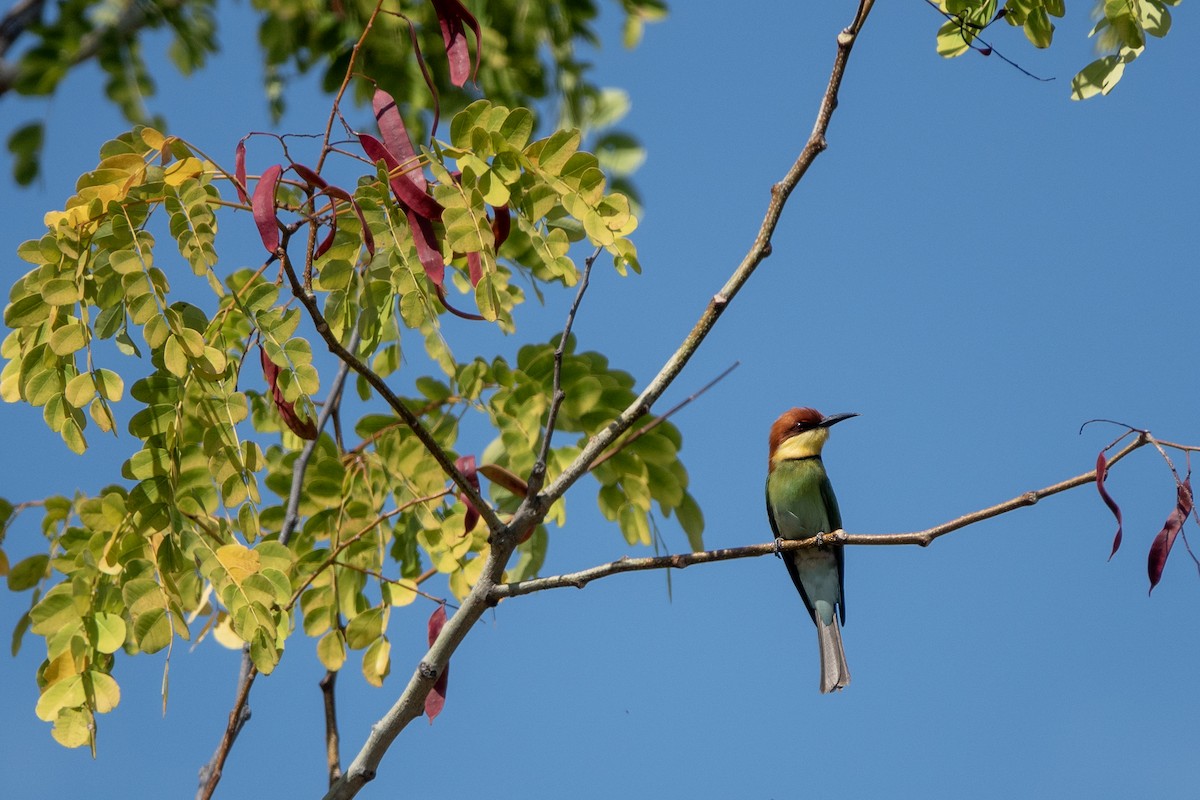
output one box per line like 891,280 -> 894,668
29,591 -> 78,634
317,259 -> 354,291
676,492 -> 705,551
36,675 -> 85,722
163,335 -> 188,376
1023,7 -> 1054,48
87,670 -> 121,714
49,321 -> 87,356
362,635 -> 391,687
499,107 -> 534,149
90,612 -> 127,654
249,628 -> 280,674
1071,55 -> 1127,100
93,368 -> 124,401
50,707 -> 91,749
42,278 -> 81,306
61,419 -> 87,454
7,121 -> 44,186
618,503 -> 651,546
8,553 -> 49,591
532,129 -> 581,174
5,293 -> 52,328
133,608 -> 172,653
317,629 -> 347,671
345,607 -> 385,649
64,373 -> 96,408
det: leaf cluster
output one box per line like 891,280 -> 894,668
1,92 -> 700,750
932,0 -> 1181,98
2,0 -> 663,186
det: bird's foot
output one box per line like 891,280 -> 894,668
815,531 -> 825,547
773,537 -> 784,559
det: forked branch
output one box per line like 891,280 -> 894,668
324,3 -> 878,797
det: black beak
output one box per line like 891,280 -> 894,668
819,412 -> 858,428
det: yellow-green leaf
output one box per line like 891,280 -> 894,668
317,629 -> 347,671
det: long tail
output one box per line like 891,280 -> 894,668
816,617 -> 851,694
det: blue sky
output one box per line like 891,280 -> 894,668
3,1 -> 1199,797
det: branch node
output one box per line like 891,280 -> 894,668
837,31 -> 854,46
417,661 -> 438,680
1022,491 -> 1039,506
711,293 -> 728,309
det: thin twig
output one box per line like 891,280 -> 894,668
281,327 -> 362,545
590,361 -> 739,471
316,0 -> 385,173
921,0 -> 1054,83
0,0 -> 45,57
528,247 -> 600,497
330,560 -> 458,608
491,434 -> 1150,600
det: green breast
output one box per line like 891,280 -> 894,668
767,458 -> 838,540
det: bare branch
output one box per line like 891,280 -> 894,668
0,0 -> 44,57
316,0 -> 385,173
531,0 -> 876,511
320,670 -> 342,787
528,247 -> 599,497
324,544 -> 505,800
195,657 -> 256,800
490,434 -> 1150,600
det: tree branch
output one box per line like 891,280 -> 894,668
0,0 -> 149,96
530,0 -> 876,511
0,0 -> 44,58
323,541 -> 509,799
322,5 -> 878,797
195,656 -> 256,800
281,328 -> 362,545
489,433 -> 1149,600
320,670 -> 343,787
276,240 -> 502,532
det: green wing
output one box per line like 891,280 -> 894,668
819,473 -> 847,626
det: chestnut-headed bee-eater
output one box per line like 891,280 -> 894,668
766,407 -> 857,693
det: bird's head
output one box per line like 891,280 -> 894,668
769,407 -> 858,467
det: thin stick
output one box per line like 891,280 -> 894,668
591,361 -> 739,471
528,248 -> 599,496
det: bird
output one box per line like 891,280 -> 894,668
766,407 -> 858,693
